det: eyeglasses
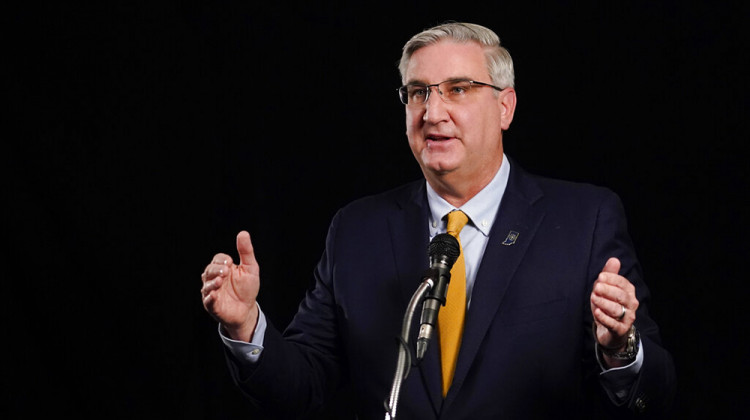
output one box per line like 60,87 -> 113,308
397,79 -> 505,105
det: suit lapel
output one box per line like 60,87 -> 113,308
444,163 -> 546,407
384,165 -> 547,413
388,181 -> 431,306
387,181 -> 444,415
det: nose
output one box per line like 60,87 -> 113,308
422,86 -> 449,124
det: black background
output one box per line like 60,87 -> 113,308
7,1 -> 748,419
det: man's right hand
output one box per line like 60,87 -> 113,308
201,231 -> 260,342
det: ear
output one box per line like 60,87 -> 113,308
498,88 -> 517,131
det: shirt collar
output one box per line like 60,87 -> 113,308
426,154 -> 511,237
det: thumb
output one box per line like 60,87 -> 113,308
236,230 -> 256,267
601,257 -> 621,274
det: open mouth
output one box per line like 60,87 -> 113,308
426,134 -> 453,142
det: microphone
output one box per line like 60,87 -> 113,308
416,233 -> 461,361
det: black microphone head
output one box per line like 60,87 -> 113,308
428,233 -> 460,268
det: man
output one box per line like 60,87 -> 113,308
201,22 -> 675,419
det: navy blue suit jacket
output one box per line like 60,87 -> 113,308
229,161 -> 675,419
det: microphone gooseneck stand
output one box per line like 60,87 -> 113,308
384,278 -> 433,420
384,233 -> 460,420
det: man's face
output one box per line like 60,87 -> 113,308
404,40 -> 515,191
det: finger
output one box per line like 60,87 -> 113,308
203,263 -> 230,281
591,293 -> 627,320
201,276 -> 224,296
595,276 -> 637,312
236,231 -> 256,267
595,272 -> 637,299
212,253 -> 233,266
203,253 -> 233,282
601,257 -> 621,274
592,280 -> 630,305
593,307 -> 629,335
203,291 -> 215,310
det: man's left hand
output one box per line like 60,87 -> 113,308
590,257 -> 639,357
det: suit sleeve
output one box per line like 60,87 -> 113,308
222,210 -> 347,419
587,190 -> 677,417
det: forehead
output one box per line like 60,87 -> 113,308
404,40 -> 489,84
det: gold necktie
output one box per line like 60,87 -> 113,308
439,210 -> 468,396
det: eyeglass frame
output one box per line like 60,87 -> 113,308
397,79 -> 506,105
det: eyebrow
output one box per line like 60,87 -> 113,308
404,77 -> 474,86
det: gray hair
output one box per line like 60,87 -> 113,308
398,22 -> 515,89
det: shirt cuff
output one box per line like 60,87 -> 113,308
596,338 -> 644,405
218,304 -> 268,363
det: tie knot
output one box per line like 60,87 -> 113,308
446,210 -> 469,237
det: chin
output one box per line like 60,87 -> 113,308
421,154 -> 460,173
421,161 -> 459,176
